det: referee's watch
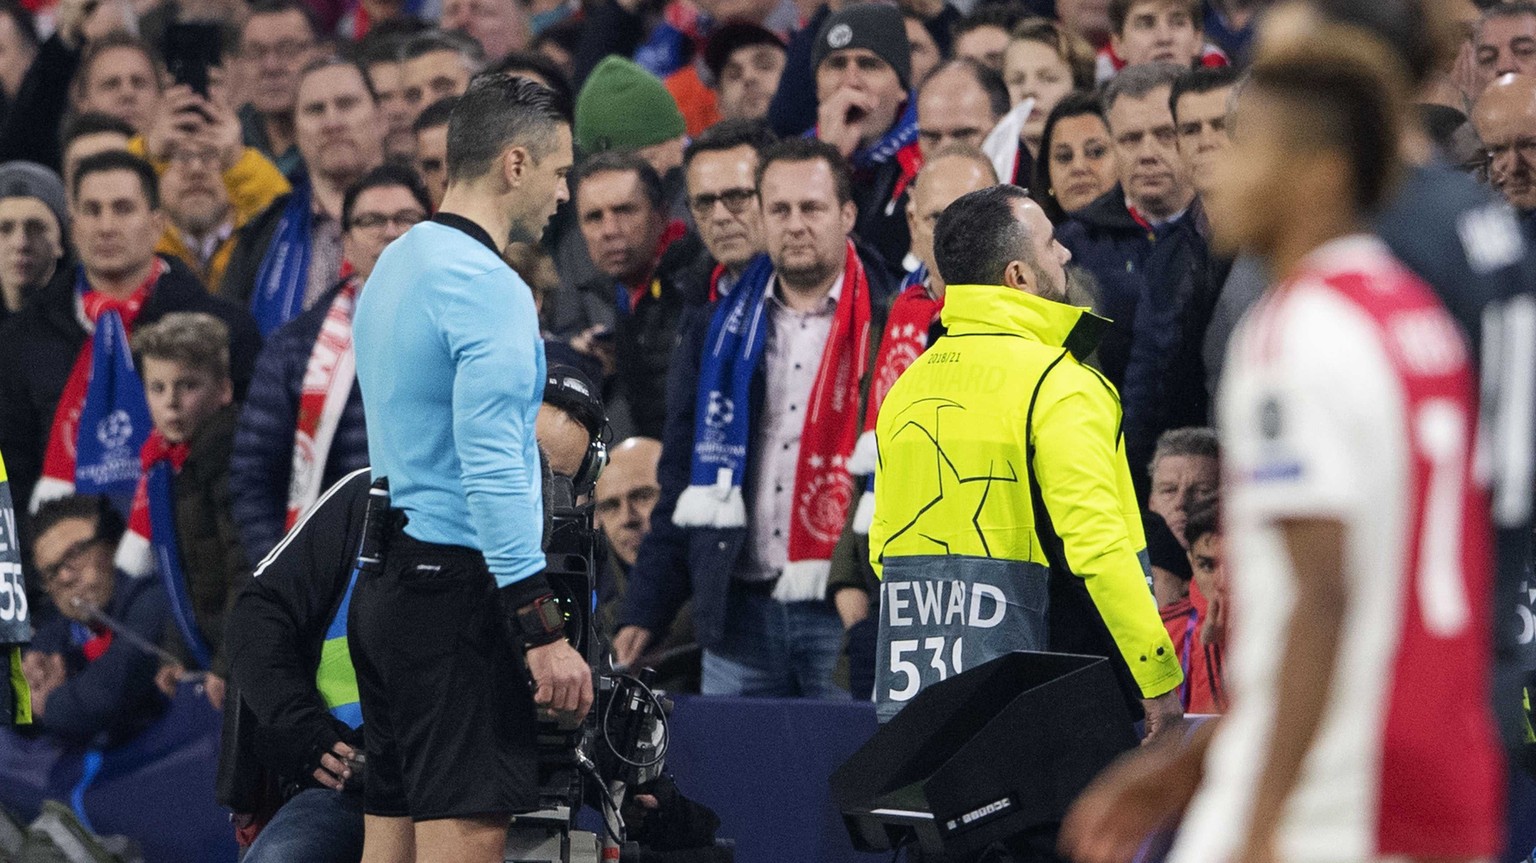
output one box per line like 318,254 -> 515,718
494,574 -> 565,650
516,595 -> 566,649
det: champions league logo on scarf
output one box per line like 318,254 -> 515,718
703,392 -> 734,444
73,314 -> 151,513
97,410 -> 135,449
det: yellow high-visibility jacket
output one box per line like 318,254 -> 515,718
1,451 -> 30,725
869,283 -> 1181,719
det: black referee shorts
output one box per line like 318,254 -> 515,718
348,532 -> 540,821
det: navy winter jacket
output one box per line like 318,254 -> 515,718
1120,203 -> 1221,498
29,572 -> 169,745
230,280 -> 369,565
1055,185 -> 1160,389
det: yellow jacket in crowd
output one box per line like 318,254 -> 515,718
868,282 -> 1181,720
127,137 -> 290,291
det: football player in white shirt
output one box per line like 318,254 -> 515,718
1059,6 -> 1504,863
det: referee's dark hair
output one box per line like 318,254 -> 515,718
484,50 -> 574,118
446,74 -> 569,184
933,184 -> 1035,288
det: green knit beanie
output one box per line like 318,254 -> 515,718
575,56 -> 687,154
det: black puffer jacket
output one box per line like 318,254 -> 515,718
547,233 -> 716,440
614,234 -> 716,439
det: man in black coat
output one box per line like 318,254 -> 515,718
0,151 -> 260,532
1056,63 -> 1196,390
560,151 -> 711,440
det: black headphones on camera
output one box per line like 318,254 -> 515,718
542,365 -> 610,497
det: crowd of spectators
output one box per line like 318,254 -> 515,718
0,0 -> 1531,850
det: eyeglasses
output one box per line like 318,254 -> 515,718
37,537 -> 101,585
689,187 -> 757,217
348,209 -> 427,231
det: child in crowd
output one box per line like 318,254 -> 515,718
117,312 -> 248,710
1181,496 -> 1226,713
1150,499 -> 1226,714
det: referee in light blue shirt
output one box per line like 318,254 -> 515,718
348,75 -> 590,862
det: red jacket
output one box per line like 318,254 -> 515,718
1161,593 -> 1226,714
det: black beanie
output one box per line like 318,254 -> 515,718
812,3 -> 912,91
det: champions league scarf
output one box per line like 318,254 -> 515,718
34,262 -> 162,516
674,242 -> 872,601
849,266 -> 941,535
118,433 -> 212,668
288,275 -> 360,530
250,183 -> 314,337
849,96 -> 923,215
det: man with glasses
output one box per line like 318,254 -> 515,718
236,0 -> 323,178
594,436 -> 701,690
131,83 -> 291,291
1474,72 -> 1536,241
21,494 -> 169,744
683,119 -> 776,300
562,150 -> 698,438
230,165 -> 428,564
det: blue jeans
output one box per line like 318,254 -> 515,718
701,583 -> 849,698
244,787 -> 364,863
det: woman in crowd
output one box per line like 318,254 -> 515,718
1033,91 -> 1119,223
1003,17 -> 1096,159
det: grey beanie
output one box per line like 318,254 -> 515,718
0,161 -> 67,234
812,3 -> 912,91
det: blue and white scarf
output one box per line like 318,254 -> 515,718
250,183 -> 313,337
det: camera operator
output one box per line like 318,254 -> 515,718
220,367 -> 605,863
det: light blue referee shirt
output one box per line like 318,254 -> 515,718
353,215 -> 547,587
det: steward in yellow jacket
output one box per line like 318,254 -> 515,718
869,186 -> 1181,726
